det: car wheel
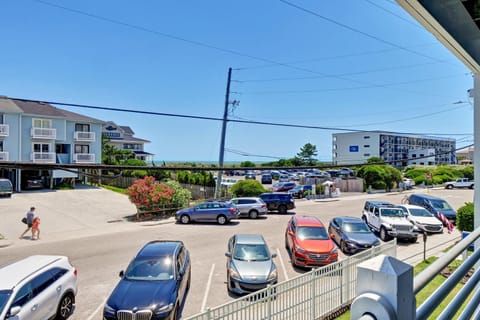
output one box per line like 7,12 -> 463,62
278,205 -> 287,214
55,293 -> 74,320
180,215 -> 190,224
470,184 -> 474,189
340,240 -> 347,254
172,303 -> 179,320
409,237 -> 417,243
249,210 -> 259,219
217,215 -> 227,225
446,184 -> 453,189
362,215 -> 368,224
380,227 -> 390,242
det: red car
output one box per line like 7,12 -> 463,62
270,182 -> 296,192
285,216 -> 338,267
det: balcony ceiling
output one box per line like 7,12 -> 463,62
397,0 -> 480,73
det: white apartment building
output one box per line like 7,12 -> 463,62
332,131 -> 456,167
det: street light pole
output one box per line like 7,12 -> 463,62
215,67 -> 232,198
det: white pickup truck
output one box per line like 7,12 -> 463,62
362,201 -> 418,242
444,178 -> 474,189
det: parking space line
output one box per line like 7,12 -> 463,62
201,264 -> 215,312
276,248 -> 289,281
86,297 -> 108,320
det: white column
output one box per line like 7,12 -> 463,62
474,75 -> 480,253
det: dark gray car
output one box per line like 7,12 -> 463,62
225,234 -> 277,295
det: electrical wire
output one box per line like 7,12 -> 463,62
363,0 -> 423,29
9,97 -> 472,137
278,0 -> 448,63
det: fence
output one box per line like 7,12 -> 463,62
185,241 -> 397,320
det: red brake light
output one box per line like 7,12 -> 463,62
73,268 -> 78,277
229,208 -> 236,213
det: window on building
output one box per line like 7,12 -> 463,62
33,143 -> 50,153
75,145 -> 89,154
32,118 -> 51,128
364,136 -> 370,139
75,123 -> 90,132
0,141 -> 3,151
364,145 -> 370,148
56,144 -> 68,154
364,153 -> 370,157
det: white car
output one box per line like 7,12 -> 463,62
397,204 -> 443,233
0,255 -> 78,320
230,197 -> 268,219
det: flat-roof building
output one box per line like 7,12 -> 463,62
332,131 -> 455,167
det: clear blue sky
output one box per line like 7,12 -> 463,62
1,0 -> 473,163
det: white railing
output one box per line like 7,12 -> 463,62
74,153 -> 95,163
0,151 -> 8,161
74,131 -> 95,141
31,127 -> 56,139
0,124 -> 9,136
32,152 -> 56,163
185,241 -> 397,320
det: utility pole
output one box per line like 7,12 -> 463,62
215,67 -> 232,198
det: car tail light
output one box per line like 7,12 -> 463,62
229,207 -> 236,213
73,268 -> 78,277
261,204 -> 266,208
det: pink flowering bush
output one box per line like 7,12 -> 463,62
127,176 -> 175,211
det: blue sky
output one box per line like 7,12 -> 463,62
0,0 -> 473,162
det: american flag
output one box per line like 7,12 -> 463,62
438,212 -> 454,233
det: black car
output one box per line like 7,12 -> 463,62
261,174 -> 273,184
288,185 -> 313,198
104,240 -> 191,320
328,216 -> 380,254
23,176 -> 44,189
259,192 -> 295,214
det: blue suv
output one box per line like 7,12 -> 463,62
259,192 -> 295,214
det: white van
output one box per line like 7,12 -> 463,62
0,255 -> 78,320
278,174 -> 289,182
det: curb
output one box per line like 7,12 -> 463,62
139,217 -> 176,227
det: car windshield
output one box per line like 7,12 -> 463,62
0,290 -> 12,314
125,257 -> 174,281
233,244 -> 270,261
297,226 -> 329,240
430,199 -> 453,210
0,181 -> 10,187
381,208 -> 405,217
409,208 -> 433,217
342,222 -> 371,233
291,186 -> 302,191
272,183 -> 282,188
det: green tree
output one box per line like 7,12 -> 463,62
230,180 -> 269,197
240,161 -> 256,167
297,143 -> 318,165
367,157 -> 385,164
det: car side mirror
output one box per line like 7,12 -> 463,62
119,270 -> 124,278
8,306 -> 21,317
225,252 -> 232,258
271,253 -> 277,258
374,212 -> 379,216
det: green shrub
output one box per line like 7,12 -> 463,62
457,202 -> 474,232
230,180 -> 269,197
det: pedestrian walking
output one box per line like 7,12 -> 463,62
32,217 -> 41,240
19,207 -> 35,239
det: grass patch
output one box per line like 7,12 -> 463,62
101,184 -> 128,194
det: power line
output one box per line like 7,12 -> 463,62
363,0 -> 423,29
278,0 -> 448,63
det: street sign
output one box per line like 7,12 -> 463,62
425,173 -> 431,179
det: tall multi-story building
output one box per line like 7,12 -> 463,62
332,131 -> 456,167
102,121 -> 154,162
0,97 -> 104,190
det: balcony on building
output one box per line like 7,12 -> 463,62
32,152 -> 56,163
74,131 -> 95,142
74,153 -> 95,163
31,127 -> 56,139
0,124 -> 9,137
0,151 -> 8,161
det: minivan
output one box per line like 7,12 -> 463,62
0,178 -> 13,197
407,193 -> 456,224
0,255 -> 78,320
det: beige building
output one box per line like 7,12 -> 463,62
456,147 -> 474,165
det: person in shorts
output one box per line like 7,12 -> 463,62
19,207 -> 35,239
32,217 -> 41,240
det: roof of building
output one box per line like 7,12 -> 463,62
133,150 -> 154,155
9,98 -> 104,124
120,126 -> 134,135
0,96 -> 23,113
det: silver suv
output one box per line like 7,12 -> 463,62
230,197 -> 267,219
0,255 -> 78,320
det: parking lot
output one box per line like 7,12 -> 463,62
0,187 -> 471,319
